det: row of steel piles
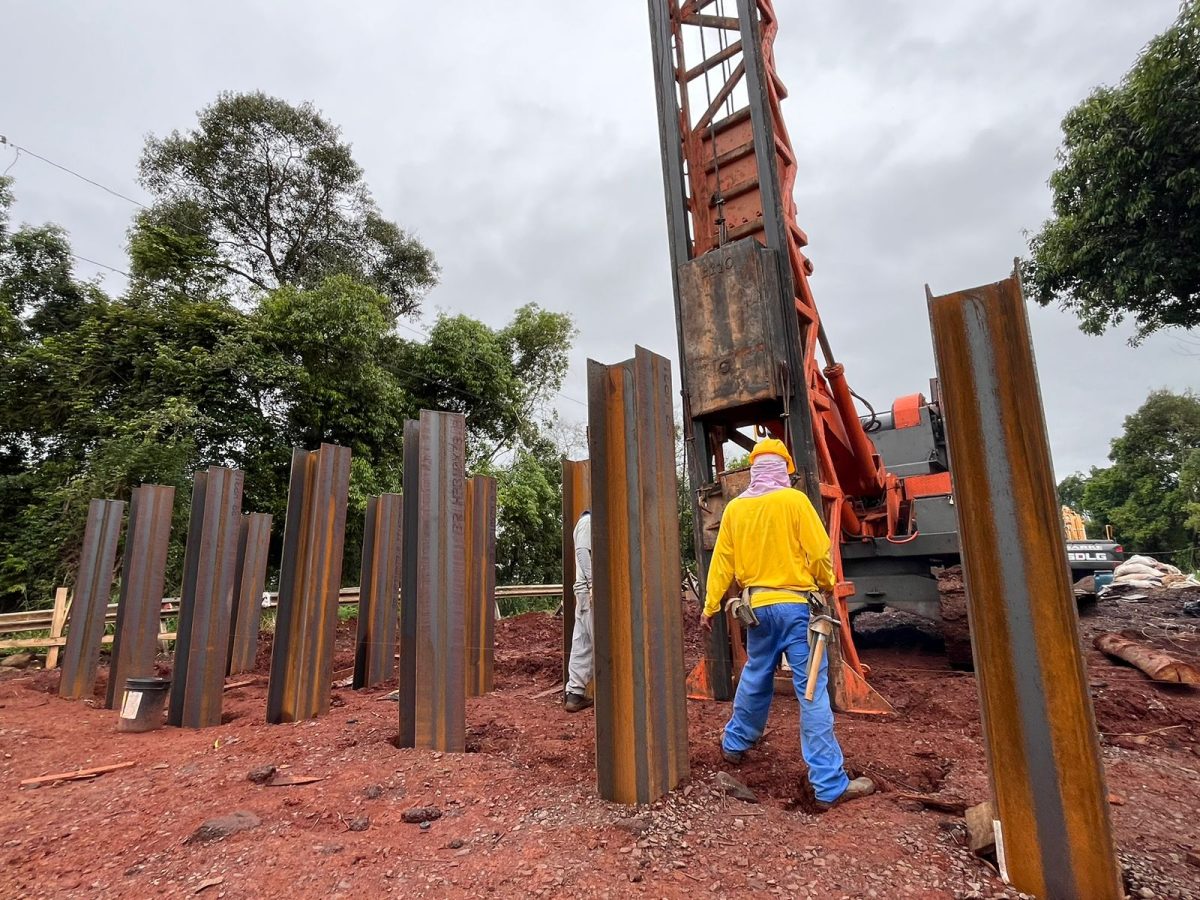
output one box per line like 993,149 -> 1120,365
928,270 -> 1121,899
353,420 -> 496,714
58,423 -> 494,734
587,347 -> 689,805
58,476 -> 273,722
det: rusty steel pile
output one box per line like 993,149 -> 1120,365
50,411 -> 499,756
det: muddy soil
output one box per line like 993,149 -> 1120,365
1,593 -> 1198,899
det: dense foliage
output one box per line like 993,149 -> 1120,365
0,95 -> 576,608
131,91 -> 437,317
1024,1 -> 1200,341
1057,389 -> 1200,569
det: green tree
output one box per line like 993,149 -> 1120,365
0,148 -> 575,608
131,91 -> 438,315
490,438 -> 564,586
1067,390 -> 1200,561
1056,472 -> 1089,514
394,304 -> 577,466
1024,1 -> 1200,341
1180,448 -> 1200,538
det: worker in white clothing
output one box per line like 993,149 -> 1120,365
564,510 -> 593,713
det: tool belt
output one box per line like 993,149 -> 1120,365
741,587 -> 833,656
727,592 -> 760,628
731,586 -> 822,630
747,586 -> 821,603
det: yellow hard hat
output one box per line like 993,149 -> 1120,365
748,438 -> 795,474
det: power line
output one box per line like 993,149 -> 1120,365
7,134 -> 590,411
0,136 -> 147,208
70,252 -> 133,279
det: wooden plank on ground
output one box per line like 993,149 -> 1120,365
20,761 -> 136,787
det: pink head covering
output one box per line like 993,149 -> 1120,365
739,453 -> 792,499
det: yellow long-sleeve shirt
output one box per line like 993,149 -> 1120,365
703,487 -> 836,618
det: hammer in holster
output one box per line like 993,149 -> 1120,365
804,614 -> 839,701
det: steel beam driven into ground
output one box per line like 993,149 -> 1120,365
398,410 -> 466,751
169,467 -> 244,728
59,499 -> 126,700
105,485 -> 175,709
928,270 -> 1122,900
267,444 -> 352,723
354,494 -> 403,689
587,347 -> 689,805
560,459 -> 591,687
226,513 -> 272,677
465,476 -> 496,697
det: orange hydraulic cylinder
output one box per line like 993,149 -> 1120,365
823,363 -> 884,497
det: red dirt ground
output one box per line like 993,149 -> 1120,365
2,593 -> 1198,899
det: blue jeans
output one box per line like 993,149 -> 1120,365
721,601 -> 851,803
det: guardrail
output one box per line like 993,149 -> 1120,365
0,584 -> 563,636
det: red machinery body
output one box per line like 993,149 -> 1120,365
648,1 -> 953,712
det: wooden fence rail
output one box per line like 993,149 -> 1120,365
0,584 -> 562,649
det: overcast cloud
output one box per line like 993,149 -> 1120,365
3,1 -> 1195,478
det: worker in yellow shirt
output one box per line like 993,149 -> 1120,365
703,439 -> 874,810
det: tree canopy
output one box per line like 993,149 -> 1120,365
0,157 -> 575,607
1057,389 -> 1200,568
131,91 -> 438,317
1024,1 -> 1200,342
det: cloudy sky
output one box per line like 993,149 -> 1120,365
4,1 -> 1195,478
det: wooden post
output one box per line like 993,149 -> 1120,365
44,588 -> 69,670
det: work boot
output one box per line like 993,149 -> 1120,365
564,692 -> 593,713
721,747 -> 745,765
814,776 -> 875,812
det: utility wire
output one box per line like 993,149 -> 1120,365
8,135 -> 589,412
0,136 -> 148,208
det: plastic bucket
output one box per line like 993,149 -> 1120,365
117,676 -> 170,733
1094,570 -> 1115,591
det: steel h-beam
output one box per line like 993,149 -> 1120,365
354,493 -> 403,689
59,499 -> 125,700
106,485 -> 174,708
267,444 -> 352,723
560,459 -> 591,685
588,347 -> 689,804
226,513 -> 272,677
398,410 -> 466,750
465,476 -> 496,697
928,269 -> 1121,899
169,467 -> 244,728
